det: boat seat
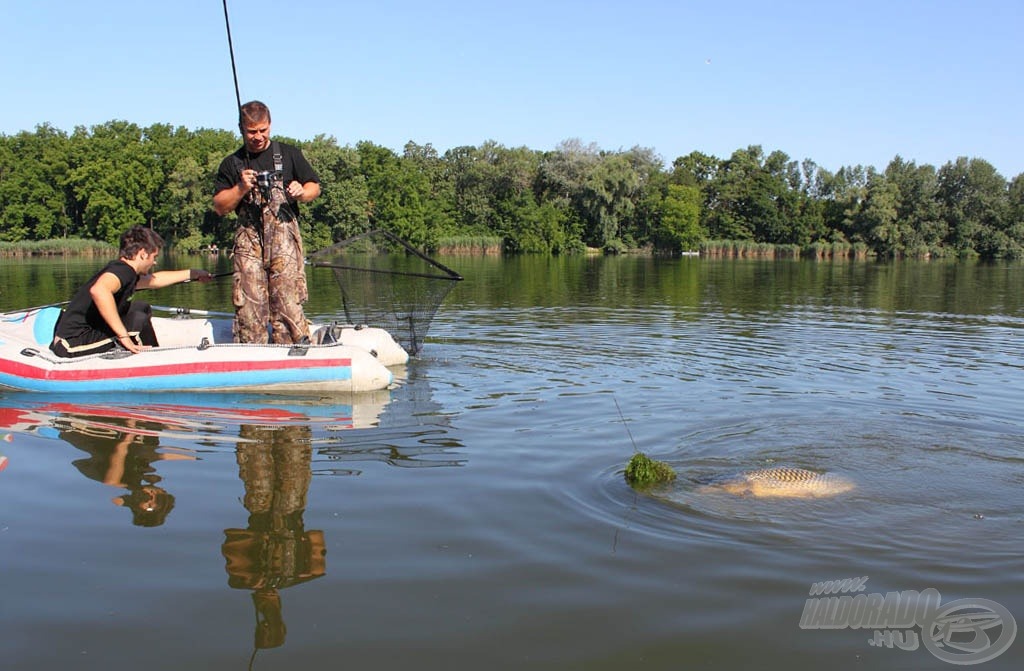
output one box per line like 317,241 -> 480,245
33,307 -> 63,346
152,317 -> 217,347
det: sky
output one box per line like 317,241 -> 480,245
2,0 -> 1022,178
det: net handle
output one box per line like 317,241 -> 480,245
311,262 -> 458,281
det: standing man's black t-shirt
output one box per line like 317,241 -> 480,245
213,141 -> 320,214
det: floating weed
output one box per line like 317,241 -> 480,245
624,452 -> 676,489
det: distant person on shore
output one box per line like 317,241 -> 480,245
50,226 -> 212,357
212,100 -> 321,345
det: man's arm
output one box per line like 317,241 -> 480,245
89,272 -> 139,352
213,169 -> 258,216
138,269 -> 213,290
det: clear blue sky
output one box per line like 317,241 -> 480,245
3,0 -> 1022,178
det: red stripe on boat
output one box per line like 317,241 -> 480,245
0,357 -> 352,381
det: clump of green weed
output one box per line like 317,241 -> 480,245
624,452 -> 677,489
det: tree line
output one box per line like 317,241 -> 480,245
1,120 -> 1022,258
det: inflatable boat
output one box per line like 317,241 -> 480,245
0,305 -> 408,394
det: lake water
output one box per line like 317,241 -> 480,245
0,254 -> 1021,670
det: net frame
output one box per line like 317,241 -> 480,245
308,230 -> 462,355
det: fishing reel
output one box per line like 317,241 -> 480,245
255,170 -> 278,199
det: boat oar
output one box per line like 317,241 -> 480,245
0,300 -> 70,316
152,305 -> 236,318
2,272 -> 231,316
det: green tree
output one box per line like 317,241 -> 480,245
937,157 -> 1010,258
655,184 -> 703,253
704,146 -> 790,242
304,135 -> 370,250
402,141 -> 456,241
881,156 -> 943,256
0,125 -> 72,241
579,153 -> 641,249
445,144 -> 497,233
859,173 -> 901,257
65,121 -> 163,243
817,164 -> 871,243
357,141 -> 441,248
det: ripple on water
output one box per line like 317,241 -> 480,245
571,410 -> 1024,561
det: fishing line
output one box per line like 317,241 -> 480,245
613,395 -> 639,453
611,394 -> 641,555
222,0 -> 242,112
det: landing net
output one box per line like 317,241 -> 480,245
308,230 -> 462,355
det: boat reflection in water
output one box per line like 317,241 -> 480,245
0,391 -> 392,527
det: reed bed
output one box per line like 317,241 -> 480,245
802,241 -> 872,260
701,239 -> 875,260
435,235 -> 504,255
701,240 -> 797,259
0,238 -> 115,257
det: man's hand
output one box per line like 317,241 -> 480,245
116,334 -> 146,355
286,180 -> 305,200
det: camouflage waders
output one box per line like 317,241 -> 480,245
232,169 -> 310,344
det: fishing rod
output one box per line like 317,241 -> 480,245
222,0 -> 242,112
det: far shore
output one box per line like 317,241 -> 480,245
5,236 -> 936,260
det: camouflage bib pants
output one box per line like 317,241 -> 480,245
233,176 -> 310,344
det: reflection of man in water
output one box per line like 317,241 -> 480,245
222,425 -> 325,651
61,416 -> 194,527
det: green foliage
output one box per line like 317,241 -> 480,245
655,184 -> 703,253
1,121 -> 1021,259
624,452 -> 677,489
304,135 -> 371,249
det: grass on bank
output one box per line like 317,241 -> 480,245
435,235 -> 504,255
700,239 -> 874,259
0,238 -> 115,257
2,236 -> 946,260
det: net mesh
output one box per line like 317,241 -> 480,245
308,230 -> 462,355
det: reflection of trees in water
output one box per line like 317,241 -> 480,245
222,424 -> 325,658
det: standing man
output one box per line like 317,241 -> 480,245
50,226 -> 212,358
213,100 -> 321,344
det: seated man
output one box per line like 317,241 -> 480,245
50,226 -> 212,358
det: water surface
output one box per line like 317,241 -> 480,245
1,255 -> 1021,670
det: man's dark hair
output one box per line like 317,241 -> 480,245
239,100 -> 271,128
119,226 -> 164,259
